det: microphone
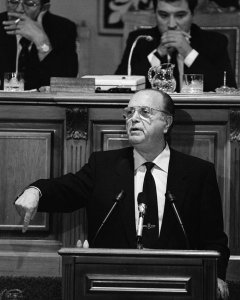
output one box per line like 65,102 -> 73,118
127,35 -> 153,76
91,190 -> 125,247
166,191 -> 190,249
136,192 -> 147,249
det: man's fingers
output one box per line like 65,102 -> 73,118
22,210 -> 33,233
30,206 -> 38,220
217,278 -> 229,300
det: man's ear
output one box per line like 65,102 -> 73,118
163,115 -> 173,134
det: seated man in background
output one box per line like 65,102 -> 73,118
15,89 -> 229,299
0,0 -> 78,90
115,0 -> 237,92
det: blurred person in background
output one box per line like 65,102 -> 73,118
115,0 -> 237,92
0,0 -> 78,90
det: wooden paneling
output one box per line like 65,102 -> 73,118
0,130 -> 51,231
0,104 -> 65,276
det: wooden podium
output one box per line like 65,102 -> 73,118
58,248 -> 219,300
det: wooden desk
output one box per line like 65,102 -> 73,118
0,91 -> 239,279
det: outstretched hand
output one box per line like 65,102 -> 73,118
15,187 -> 40,233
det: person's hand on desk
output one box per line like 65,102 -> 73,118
217,278 -> 229,300
160,30 -> 192,58
14,187 -> 40,233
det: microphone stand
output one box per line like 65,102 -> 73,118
136,203 -> 147,249
127,35 -> 153,76
91,190 -> 125,247
166,191 -> 190,249
136,192 -> 147,249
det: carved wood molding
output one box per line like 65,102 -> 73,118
230,110 -> 240,142
66,108 -> 88,140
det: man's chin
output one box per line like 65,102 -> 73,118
128,136 -> 144,145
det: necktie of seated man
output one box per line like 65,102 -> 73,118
18,38 -> 31,73
170,51 -> 180,92
142,162 -> 159,248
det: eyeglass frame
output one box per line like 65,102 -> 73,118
7,0 -> 41,8
123,105 -> 172,120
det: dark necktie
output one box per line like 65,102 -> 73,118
18,37 -> 31,73
142,162 -> 159,248
171,51 -> 180,92
153,50 -> 168,64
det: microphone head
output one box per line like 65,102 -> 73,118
138,35 -> 153,42
166,191 -> 175,203
138,202 -> 147,214
137,192 -> 147,205
145,35 -> 153,42
115,190 -> 126,202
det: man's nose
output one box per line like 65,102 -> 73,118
15,1 -> 25,13
130,110 -> 141,122
168,15 -> 177,30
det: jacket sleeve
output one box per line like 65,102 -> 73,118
198,163 -> 230,280
34,14 -> 78,87
33,152 -> 97,213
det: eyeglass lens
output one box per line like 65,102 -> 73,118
9,0 -> 39,7
123,107 -> 152,119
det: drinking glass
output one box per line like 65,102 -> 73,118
181,74 -> 203,94
4,72 -> 24,92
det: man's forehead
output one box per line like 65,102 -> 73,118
157,0 -> 190,10
129,91 -> 164,107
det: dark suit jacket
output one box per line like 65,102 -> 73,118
115,24 -> 237,92
0,11 -> 78,90
33,147 -> 230,280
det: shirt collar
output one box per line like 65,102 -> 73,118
134,143 -> 170,173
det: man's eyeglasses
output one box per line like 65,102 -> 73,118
123,106 -> 170,120
8,0 -> 40,7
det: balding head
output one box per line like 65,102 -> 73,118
129,89 -> 175,117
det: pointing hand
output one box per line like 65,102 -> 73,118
15,187 -> 40,233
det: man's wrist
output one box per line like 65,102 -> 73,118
35,33 -> 52,54
28,186 -> 42,198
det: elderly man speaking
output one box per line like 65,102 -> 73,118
15,89 -> 230,299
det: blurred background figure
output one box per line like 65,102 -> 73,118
0,0 -> 78,90
115,0 -> 237,92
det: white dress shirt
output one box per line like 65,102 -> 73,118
134,144 -> 170,234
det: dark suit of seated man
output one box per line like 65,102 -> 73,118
0,0 -> 78,90
15,89 -> 229,299
115,0 -> 237,92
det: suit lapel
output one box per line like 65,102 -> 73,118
166,149 -> 188,205
159,149 -> 189,246
115,148 -> 136,248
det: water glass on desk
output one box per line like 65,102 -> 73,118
4,72 -> 24,92
181,74 -> 203,94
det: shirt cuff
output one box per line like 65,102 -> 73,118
184,49 -> 199,67
28,186 -> 42,198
